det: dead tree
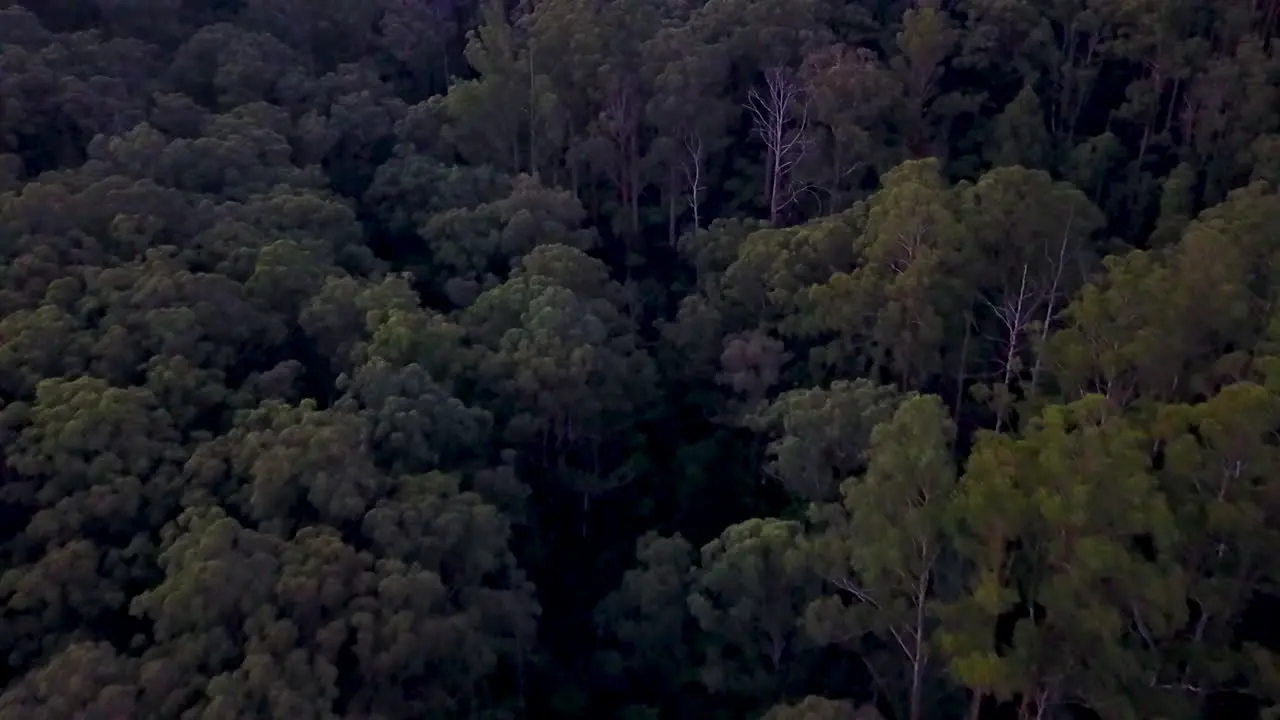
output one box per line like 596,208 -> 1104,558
984,206 -> 1079,431
747,66 -> 810,225
681,130 -> 706,231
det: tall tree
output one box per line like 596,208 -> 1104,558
805,394 -> 959,720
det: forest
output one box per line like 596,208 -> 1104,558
3,0 -> 1280,718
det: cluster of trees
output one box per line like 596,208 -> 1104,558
3,0 -> 1280,718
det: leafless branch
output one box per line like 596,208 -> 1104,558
829,575 -> 880,609
747,66 -> 811,224
681,131 -> 705,228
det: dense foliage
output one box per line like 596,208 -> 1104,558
3,1 -> 1280,718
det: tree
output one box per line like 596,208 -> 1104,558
1143,382 -> 1280,716
689,518 -> 821,707
941,396 -> 1180,720
644,24 -> 733,242
747,66 -> 812,225
798,159 -> 967,388
0,377 -> 186,675
595,532 -> 698,705
805,394 -> 959,720
746,379 -> 902,502
798,45 -> 896,212
1049,183 -> 1280,406
435,0 -> 527,174
890,6 -> 957,158
986,86 -> 1052,171
462,245 -> 657,534
958,166 -> 1104,428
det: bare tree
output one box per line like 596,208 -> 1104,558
982,261 -> 1036,432
681,131 -> 705,230
746,66 -> 811,225
982,205 -> 1079,431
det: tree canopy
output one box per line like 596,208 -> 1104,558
3,1 -> 1280,718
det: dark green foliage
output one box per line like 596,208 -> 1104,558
3,2 -> 1280,719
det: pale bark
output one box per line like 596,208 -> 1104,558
747,67 -> 811,225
